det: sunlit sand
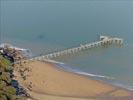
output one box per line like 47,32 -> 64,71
14,61 -> 133,100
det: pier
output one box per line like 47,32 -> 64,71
13,35 -> 123,64
29,36 -> 123,62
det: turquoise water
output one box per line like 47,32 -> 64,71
1,1 -> 133,89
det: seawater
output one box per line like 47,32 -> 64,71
1,0 -> 133,89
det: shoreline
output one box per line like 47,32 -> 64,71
14,60 -> 133,100
40,59 -> 133,92
55,62 -> 133,92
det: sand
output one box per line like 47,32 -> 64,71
14,60 -> 133,100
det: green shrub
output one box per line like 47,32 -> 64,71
0,72 -> 11,84
0,56 -> 11,72
6,93 -> 16,100
0,81 -> 6,89
3,86 -> 16,95
0,94 -> 7,100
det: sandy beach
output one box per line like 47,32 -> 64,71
14,60 -> 133,100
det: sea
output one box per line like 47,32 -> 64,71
1,0 -> 133,90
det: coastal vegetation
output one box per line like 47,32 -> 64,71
0,55 -> 26,100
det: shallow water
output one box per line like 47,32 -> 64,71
1,0 -> 133,88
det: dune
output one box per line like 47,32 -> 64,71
14,61 -> 133,100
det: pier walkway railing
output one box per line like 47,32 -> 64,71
29,36 -> 123,62
14,36 -> 123,64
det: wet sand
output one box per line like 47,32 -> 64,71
14,60 -> 133,100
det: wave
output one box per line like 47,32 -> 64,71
43,59 -> 65,64
31,58 -> 114,80
51,60 -> 133,91
113,83 -> 133,91
75,71 -> 114,79
54,61 -> 114,80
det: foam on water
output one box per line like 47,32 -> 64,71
113,83 -> 133,91
53,61 -> 133,91
54,61 -> 114,80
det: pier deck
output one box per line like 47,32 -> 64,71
30,36 -> 123,61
